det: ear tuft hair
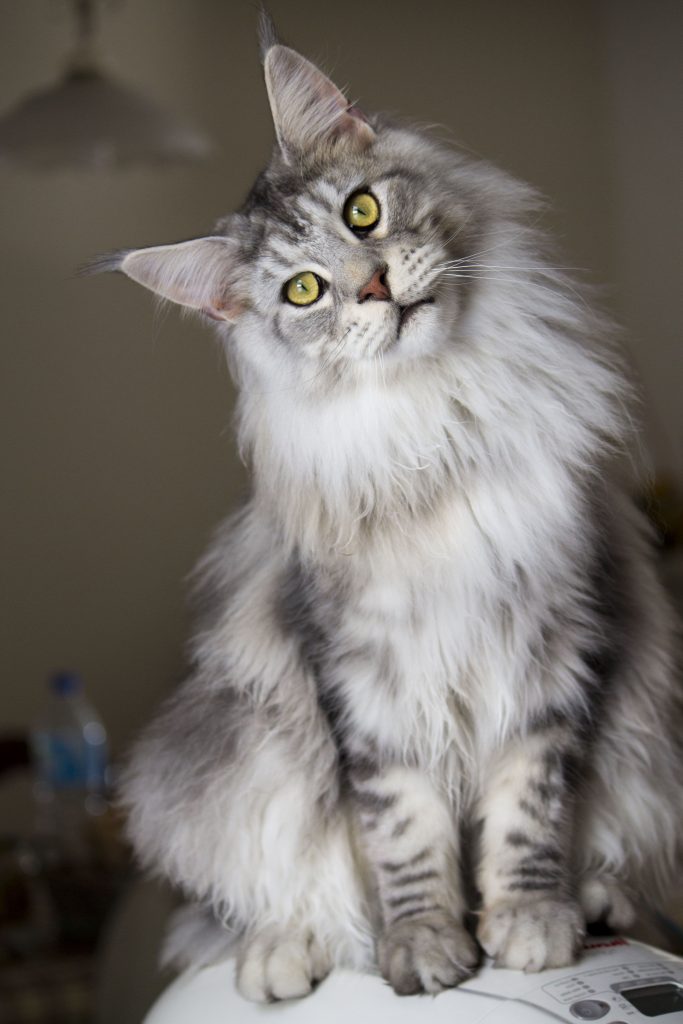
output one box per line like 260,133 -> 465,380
77,250 -> 129,277
257,5 -> 280,62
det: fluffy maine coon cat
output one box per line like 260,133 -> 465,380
102,17 -> 682,1003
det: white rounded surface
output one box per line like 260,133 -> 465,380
144,962 -> 495,1024
143,940 -> 683,1024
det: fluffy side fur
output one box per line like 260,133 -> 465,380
112,22 -> 682,1003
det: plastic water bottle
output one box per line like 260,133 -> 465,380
31,671 -> 109,862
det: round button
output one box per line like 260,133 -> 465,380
569,1000 -> 611,1020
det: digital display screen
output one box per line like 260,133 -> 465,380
621,982 -> 683,1017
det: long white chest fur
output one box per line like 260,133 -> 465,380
322,504 -> 589,801
242,359 -> 599,787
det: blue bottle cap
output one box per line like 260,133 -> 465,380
50,671 -> 83,696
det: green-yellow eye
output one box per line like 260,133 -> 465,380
344,191 -> 380,232
284,271 -> 323,306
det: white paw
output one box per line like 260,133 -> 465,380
236,929 -> 331,1003
579,876 -> 635,930
378,910 -> 479,995
478,898 -> 584,972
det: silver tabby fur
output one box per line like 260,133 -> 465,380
110,18 -> 682,1002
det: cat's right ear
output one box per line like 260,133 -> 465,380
259,10 -> 374,162
83,237 -> 246,322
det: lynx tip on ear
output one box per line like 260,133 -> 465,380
77,250 -> 128,278
257,5 -> 280,62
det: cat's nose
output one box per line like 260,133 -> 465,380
358,266 -> 391,303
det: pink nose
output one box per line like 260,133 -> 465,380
358,267 -> 391,303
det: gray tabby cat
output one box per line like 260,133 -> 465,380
104,17 -> 682,1003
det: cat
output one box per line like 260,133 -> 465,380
98,14 -> 682,1003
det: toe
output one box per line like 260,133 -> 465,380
266,945 -> 313,1000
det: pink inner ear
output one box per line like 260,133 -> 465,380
301,64 -> 374,144
208,296 -> 245,324
202,307 -> 225,322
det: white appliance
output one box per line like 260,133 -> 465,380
144,936 -> 683,1023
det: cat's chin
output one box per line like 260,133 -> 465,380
381,299 -> 443,361
397,297 -> 435,333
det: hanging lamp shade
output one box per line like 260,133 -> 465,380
0,4 -> 211,170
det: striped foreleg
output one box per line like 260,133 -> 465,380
350,762 -> 478,994
476,727 -> 585,970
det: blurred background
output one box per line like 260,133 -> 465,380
0,0 -> 681,1021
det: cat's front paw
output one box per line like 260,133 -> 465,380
579,876 -> 635,931
378,910 -> 479,995
477,897 -> 584,972
236,928 -> 331,1003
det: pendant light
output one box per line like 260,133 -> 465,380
0,0 -> 211,170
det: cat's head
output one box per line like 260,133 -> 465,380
98,17 -> 534,392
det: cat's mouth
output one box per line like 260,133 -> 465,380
397,296 -> 435,335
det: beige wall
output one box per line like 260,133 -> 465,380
0,0 -> 680,760
600,0 -> 683,473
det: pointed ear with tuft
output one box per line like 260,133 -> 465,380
263,43 -> 375,161
90,237 -> 246,323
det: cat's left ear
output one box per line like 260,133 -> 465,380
88,237 -> 246,322
262,43 -> 375,161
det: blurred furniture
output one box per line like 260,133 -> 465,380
0,750 -> 130,1024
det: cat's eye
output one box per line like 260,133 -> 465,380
284,271 -> 323,306
343,191 -> 380,233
